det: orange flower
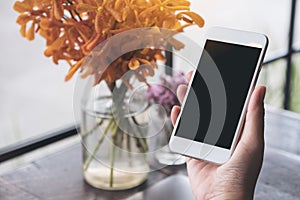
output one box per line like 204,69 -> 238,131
13,0 -> 205,87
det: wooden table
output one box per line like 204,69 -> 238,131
1,108 -> 300,200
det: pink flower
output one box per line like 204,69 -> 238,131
147,71 -> 187,116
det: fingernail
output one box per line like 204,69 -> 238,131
171,106 -> 176,114
176,84 -> 185,96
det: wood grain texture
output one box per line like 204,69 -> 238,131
0,144 -> 186,200
255,148 -> 300,200
0,178 -> 39,200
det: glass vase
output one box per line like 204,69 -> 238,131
81,86 -> 150,190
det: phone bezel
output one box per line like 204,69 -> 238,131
169,27 -> 268,164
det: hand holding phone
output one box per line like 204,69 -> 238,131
171,74 -> 266,199
169,26 -> 268,199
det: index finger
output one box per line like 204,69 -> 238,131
186,71 -> 193,83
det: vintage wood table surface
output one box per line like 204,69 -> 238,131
0,107 -> 300,200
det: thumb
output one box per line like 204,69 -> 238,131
230,86 -> 266,163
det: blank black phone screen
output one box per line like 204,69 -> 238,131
175,40 -> 262,149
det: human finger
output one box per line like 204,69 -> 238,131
177,85 -> 188,104
171,105 -> 181,126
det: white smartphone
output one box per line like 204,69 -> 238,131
169,27 -> 268,164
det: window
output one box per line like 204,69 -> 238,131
0,1 -> 76,149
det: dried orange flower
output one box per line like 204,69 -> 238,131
13,0 -> 204,86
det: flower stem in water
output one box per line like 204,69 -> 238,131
83,119 -> 113,171
81,118 -> 103,138
109,122 -> 119,188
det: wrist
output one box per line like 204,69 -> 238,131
197,192 -> 252,200
216,192 -> 253,200
193,185 -> 254,200
214,184 -> 254,200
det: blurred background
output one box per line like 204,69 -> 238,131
0,0 -> 299,170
